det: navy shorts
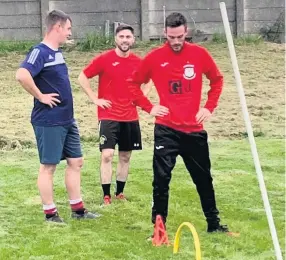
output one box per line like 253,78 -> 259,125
33,122 -> 82,165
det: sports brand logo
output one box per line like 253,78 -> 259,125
161,62 -> 169,67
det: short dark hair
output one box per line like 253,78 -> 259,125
45,10 -> 72,31
165,12 -> 187,28
115,24 -> 134,35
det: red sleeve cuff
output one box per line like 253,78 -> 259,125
143,103 -> 153,113
134,96 -> 153,113
82,68 -> 92,79
204,105 -> 214,113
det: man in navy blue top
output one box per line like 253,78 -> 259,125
16,10 -> 99,223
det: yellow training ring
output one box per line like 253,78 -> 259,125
173,222 -> 202,260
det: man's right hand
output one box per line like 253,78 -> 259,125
150,105 -> 169,117
38,93 -> 61,108
93,98 -> 112,109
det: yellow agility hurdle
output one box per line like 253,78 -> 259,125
173,222 -> 202,260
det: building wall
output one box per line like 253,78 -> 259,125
0,0 -> 284,41
0,0 -> 41,40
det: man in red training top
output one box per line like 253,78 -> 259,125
78,24 -> 168,205
128,12 -> 229,236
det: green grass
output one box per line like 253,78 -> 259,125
0,36 -> 160,54
0,138 -> 284,259
0,39 -> 284,259
75,33 -> 115,51
211,33 -> 264,45
74,34 -> 161,52
0,40 -> 37,53
0,32 -> 266,54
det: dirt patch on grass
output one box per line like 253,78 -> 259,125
0,42 -> 284,146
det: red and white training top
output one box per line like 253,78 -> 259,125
83,50 -> 142,121
128,42 -> 224,133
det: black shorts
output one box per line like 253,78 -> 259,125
98,120 -> 142,152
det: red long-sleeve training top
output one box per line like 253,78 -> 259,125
128,42 -> 224,133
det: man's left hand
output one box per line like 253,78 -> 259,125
196,108 -> 212,124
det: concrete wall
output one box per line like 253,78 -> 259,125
48,0 -> 141,39
244,0 -> 284,33
0,0 -> 41,40
0,0 -> 284,41
147,0 -> 236,40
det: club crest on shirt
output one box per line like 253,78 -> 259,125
183,64 -> 196,80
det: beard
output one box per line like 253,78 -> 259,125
170,43 -> 183,52
116,43 -> 131,53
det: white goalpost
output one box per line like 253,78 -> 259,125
219,2 -> 283,260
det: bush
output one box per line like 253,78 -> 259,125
75,33 -> 114,51
0,40 -> 36,53
211,33 -> 264,45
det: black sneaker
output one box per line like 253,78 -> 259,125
207,224 -> 229,233
45,212 -> 65,224
71,209 -> 101,219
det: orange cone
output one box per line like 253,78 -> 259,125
152,215 -> 170,246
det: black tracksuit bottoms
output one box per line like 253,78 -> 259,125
152,124 -> 220,227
